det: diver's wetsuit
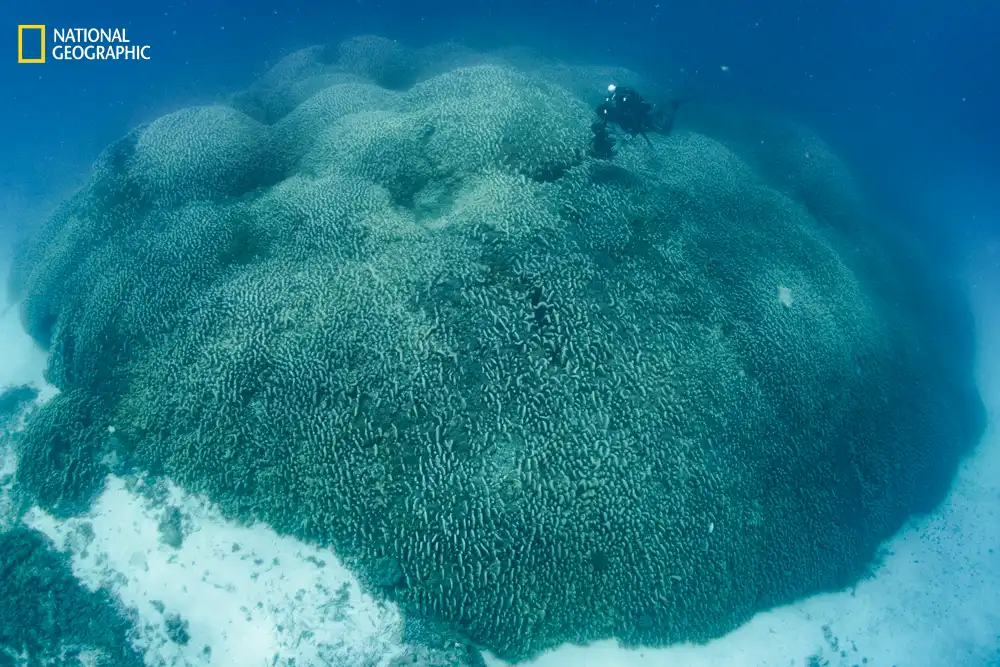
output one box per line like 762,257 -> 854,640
591,85 -> 688,158
596,86 -> 657,140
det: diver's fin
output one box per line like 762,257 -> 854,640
658,96 -> 694,136
668,96 -> 695,109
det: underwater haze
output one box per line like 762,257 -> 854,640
1,1 -> 998,667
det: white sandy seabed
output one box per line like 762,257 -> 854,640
1,245 -> 998,667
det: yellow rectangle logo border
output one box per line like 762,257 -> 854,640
18,24 -> 45,63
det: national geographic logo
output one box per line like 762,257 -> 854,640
17,25 -> 152,63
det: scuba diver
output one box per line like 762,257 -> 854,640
590,83 -> 689,158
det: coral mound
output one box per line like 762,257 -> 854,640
8,36 -> 984,661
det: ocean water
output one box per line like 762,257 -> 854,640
1,1 -> 997,666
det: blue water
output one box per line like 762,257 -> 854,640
1,0 -> 998,665
2,0 -> 996,253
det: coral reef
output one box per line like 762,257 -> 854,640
7,35 -> 985,661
